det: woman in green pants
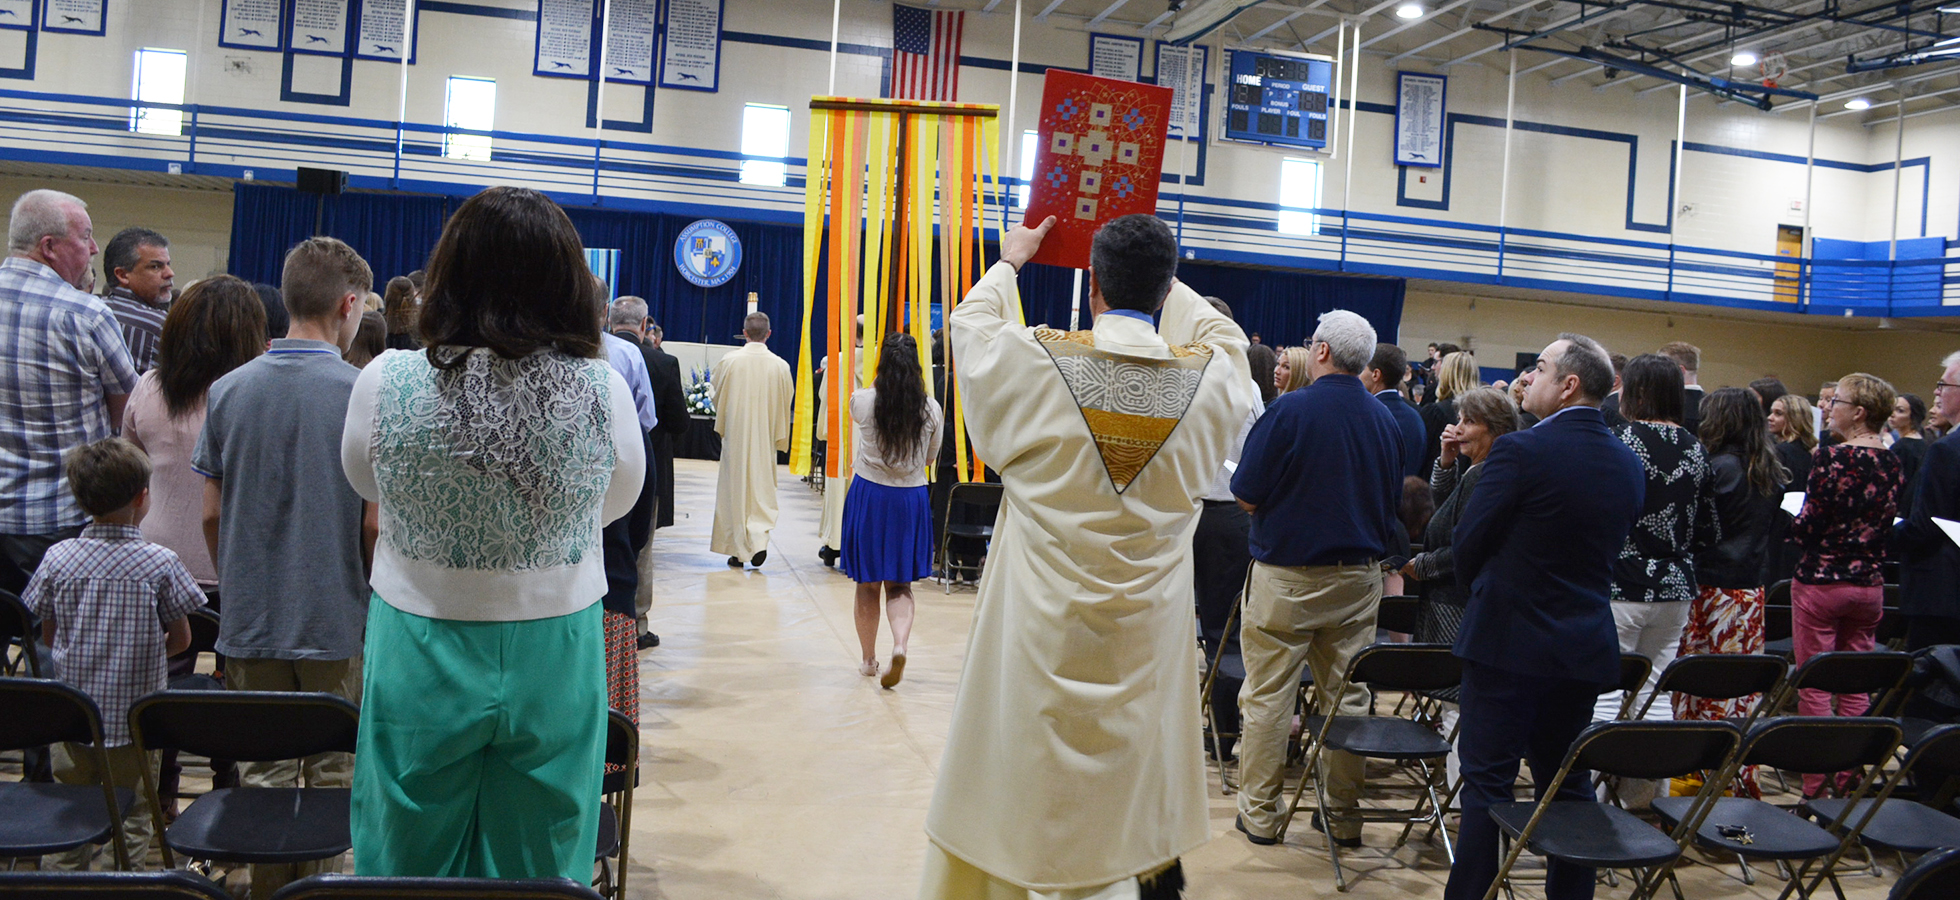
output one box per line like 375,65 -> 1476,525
339,186 -> 646,878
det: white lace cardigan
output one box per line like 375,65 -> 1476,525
340,347 -> 645,622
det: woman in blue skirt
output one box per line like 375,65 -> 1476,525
842,333 -> 943,688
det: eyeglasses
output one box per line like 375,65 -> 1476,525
1936,381 -> 1959,394
1826,397 -> 1852,407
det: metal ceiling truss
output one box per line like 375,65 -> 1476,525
1468,0 -> 1954,108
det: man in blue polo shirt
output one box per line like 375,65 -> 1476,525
1231,310 -> 1406,848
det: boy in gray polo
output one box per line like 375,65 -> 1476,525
194,237 -> 375,900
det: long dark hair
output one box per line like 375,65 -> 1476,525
1620,353 -> 1685,425
872,333 -> 929,463
1700,387 -> 1789,499
418,186 -> 601,368
154,275 -> 266,418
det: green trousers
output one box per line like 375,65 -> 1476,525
350,595 -> 606,880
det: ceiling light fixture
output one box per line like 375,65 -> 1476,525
1396,3 -> 1424,18
1731,50 -> 1758,67
1844,97 -> 1872,110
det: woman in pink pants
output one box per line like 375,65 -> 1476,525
1789,372 -> 1906,797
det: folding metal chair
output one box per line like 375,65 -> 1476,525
1650,717 -> 1903,900
1608,653 -> 1655,721
164,610 -> 222,692
1765,580 -> 1794,659
595,709 -> 638,899
937,482 -> 1000,592
1799,724 -> 1960,877
1484,720 -> 1743,900
1281,643 -> 1460,892
1766,650 -> 1914,723
269,874 -> 603,900
1633,653 -> 1787,725
0,869 -> 231,900
0,590 -> 40,677
129,690 -> 359,870
0,678 -> 132,870
1888,847 -> 1960,900
1197,565 -> 1314,795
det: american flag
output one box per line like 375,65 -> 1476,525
890,4 -> 963,101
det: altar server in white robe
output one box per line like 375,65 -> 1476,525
816,317 -> 865,565
921,214 -> 1258,900
710,312 -> 793,567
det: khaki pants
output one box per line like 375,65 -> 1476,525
634,533 -> 656,634
1235,561 -> 1382,840
225,657 -> 361,900
45,742 -> 154,870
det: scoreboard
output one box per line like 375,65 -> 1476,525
1223,49 -> 1335,151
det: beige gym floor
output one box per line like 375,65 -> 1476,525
627,458 -> 1899,900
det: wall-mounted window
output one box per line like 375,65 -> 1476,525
444,76 -> 496,161
1016,130 -> 1036,208
130,48 -> 187,136
1277,157 -> 1322,236
739,103 -> 790,187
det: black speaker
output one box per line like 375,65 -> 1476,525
297,167 -> 346,195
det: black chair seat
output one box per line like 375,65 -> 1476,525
1490,801 -> 1685,868
1804,797 -> 1960,855
0,783 -> 135,855
595,803 -> 618,860
169,673 -> 224,692
1653,796 -> 1839,860
167,787 -> 351,863
0,869 -> 233,900
1212,652 -> 1245,682
946,524 -> 992,539
1305,715 -> 1450,758
1765,637 -> 1793,659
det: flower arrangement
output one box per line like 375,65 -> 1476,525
685,368 -> 716,417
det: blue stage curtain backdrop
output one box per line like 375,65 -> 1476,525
229,184 -> 1402,364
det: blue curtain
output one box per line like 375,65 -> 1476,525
1018,259 -> 1405,345
228,183 -> 453,288
228,183 -> 1403,364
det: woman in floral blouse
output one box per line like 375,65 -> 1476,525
1598,354 -> 1720,735
1791,371 -> 1906,796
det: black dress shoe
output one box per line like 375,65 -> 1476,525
1311,812 -> 1363,848
818,546 -> 838,567
636,632 -> 660,650
727,556 -> 743,567
750,550 -> 768,567
1235,814 -> 1278,846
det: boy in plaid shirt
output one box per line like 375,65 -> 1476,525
27,437 -> 203,869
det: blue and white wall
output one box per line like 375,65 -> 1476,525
2,0 -> 1957,390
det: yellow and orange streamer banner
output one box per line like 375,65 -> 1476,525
789,96 -> 1001,484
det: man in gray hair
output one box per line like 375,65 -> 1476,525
608,296 -> 688,649
1230,309 -> 1409,853
709,311 -> 792,567
0,189 -> 138,597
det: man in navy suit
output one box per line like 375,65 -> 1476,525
1897,350 -> 1960,653
1442,333 -> 1646,900
1364,343 -> 1426,477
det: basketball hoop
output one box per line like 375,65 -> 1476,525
1760,51 -> 1788,88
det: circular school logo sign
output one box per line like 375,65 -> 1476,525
674,219 -> 742,288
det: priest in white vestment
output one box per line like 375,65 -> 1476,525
921,214 -> 1258,900
709,312 -> 793,567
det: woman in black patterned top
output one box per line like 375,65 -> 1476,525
1790,372 -> 1906,795
1596,355 -> 1720,734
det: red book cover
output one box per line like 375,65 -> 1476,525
1023,70 -> 1174,270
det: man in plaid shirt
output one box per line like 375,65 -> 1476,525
0,189 -> 139,595
28,437 -> 202,869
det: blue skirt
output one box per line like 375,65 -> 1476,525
840,475 -> 933,584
